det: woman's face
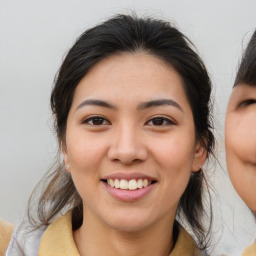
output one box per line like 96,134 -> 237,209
63,53 -> 206,232
225,84 -> 256,213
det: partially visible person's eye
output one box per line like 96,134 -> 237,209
239,99 -> 256,108
81,116 -> 111,126
146,116 -> 175,126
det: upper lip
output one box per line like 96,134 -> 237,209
102,172 -> 157,181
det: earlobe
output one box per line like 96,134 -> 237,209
63,153 -> 71,173
192,142 -> 207,172
61,143 -> 71,173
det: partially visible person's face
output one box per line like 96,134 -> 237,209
225,84 -> 256,213
63,53 -> 206,233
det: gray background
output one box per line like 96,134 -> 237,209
1,0 -> 256,255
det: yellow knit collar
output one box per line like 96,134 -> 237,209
38,211 -> 200,256
38,211 -> 79,256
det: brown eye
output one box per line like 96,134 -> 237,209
146,117 -> 175,126
82,116 -> 110,125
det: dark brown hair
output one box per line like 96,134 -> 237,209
28,14 -> 215,249
234,29 -> 256,87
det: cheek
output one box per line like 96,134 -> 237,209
226,114 -> 256,211
226,114 -> 256,164
227,161 -> 256,212
151,135 -> 195,170
150,137 -> 195,196
65,136 -> 106,200
65,128 -> 107,167
64,133 -> 109,199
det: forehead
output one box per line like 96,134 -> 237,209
81,53 -> 180,85
231,83 -> 256,98
71,53 -> 189,107
234,82 -> 256,89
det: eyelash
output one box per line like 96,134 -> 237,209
81,116 -> 110,126
81,115 -> 175,127
145,116 -> 175,126
239,99 -> 256,107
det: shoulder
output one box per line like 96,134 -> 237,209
6,222 -> 46,256
170,222 -> 203,256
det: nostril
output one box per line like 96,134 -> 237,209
116,158 -> 143,165
107,140 -> 148,164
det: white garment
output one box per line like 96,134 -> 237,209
6,223 -> 46,256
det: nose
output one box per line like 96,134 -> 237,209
107,124 -> 148,165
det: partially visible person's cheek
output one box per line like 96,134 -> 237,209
226,101 -> 256,212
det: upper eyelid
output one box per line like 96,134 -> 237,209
80,115 -> 110,124
238,98 -> 256,107
145,115 -> 176,124
80,114 -> 176,125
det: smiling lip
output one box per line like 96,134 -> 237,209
103,181 -> 155,202
101,172 -> 157,202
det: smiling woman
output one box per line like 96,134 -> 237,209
6,14 -> 214,256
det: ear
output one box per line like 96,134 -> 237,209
61,142 -> 71,174
192,141 -> 207,172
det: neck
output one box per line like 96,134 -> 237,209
74,207 -> 175,256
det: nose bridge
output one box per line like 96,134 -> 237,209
118,122 -> 138,150
108,120 -> 147,164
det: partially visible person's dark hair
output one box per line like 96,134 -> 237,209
234,29 -> 256,87
28,13 -> 215,250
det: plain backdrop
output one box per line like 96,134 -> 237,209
0,0 -> 256,255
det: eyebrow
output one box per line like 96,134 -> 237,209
138,99 -> 183,112
76,99 -> 117,111
76,98 -> 183,112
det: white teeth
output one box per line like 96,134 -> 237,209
120,179 -> 129,189
128,179 -> 137,190
107,178 -> 153,190
109,179 -> 114,187
137,179 -> 143,188
114,179 -> 120,188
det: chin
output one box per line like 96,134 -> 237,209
241,195 -> 256,216
111,223 -> 148,233
104,211 -> 156,233
252,211 -> 256,221
247,202 -> 256,216
112,219 -> 150,233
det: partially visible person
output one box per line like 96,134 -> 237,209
0,218 -> 14,256
225,29 -> 256,256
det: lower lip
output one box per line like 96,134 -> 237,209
103,182 -> 155,202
